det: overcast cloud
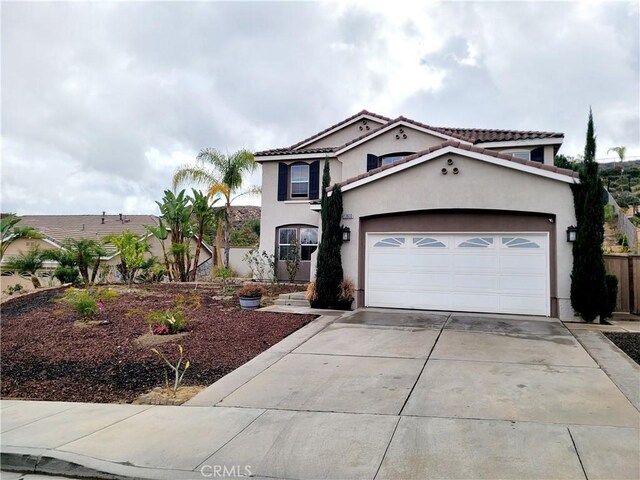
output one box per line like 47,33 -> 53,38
2,1 -> 638,215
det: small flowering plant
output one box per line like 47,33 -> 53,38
153,325 -> 170,335
146,307 -> 189,335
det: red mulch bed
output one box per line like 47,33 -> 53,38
0,283 -> 314,403
604,332 -> 640,365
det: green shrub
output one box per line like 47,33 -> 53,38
617,234 -> 629,247
59,288 -> 98,319
94,286 -> 118,302
54,266 -> 81,285
57,286 -> 117,320
4,284 -> 24,295
604,204 -> 618,225
601,274 -> 618,320
146,307 -> 189,335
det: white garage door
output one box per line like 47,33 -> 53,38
366,233 -> 550,316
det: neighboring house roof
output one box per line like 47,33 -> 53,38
16,215 -> 159,255
254,111 -> 564,158
328,140 -> 578,192
11,214 -> 213,259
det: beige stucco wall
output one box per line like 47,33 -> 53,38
338,127 -> 450,180
227,247 -> 253,277
1,238 -> 60,293
258,159 -> 337,260
340,152 -> 577,319
305,118 -> 386,149
2,237 -> 58,257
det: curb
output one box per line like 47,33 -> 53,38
1,451 -> 128,479
0,447 -> 205,480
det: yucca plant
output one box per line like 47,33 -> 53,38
151,345 -> 190,396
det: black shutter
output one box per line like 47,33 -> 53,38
309,161 -> 320,200
277,163 -> 288,201
367,154 -> 379,171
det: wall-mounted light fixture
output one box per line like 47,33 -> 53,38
342,226 -> 351,242
447,158 -> 454,165
566,225 -> 577,242
441,168 -> 448,175
452,167 -> 459,175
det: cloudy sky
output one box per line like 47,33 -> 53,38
2,1 -> 638,215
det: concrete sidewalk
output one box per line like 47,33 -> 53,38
2,310 -> 639,479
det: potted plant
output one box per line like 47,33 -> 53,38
238,284 -> 267,310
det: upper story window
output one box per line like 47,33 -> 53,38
290,164 -> 310,198
367,152 -> 415,171
511,151 -> 531,161
278,161 -> 320,202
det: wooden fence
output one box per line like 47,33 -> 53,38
604,254 -> 640,313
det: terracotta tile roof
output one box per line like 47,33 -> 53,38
17,214 -> 160,255
255,113 -> 564,158
255,146 -> 337,157
434,127 -> 564,143
327,140 -> 578,191
288,109 -> 391,150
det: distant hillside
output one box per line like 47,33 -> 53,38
602,167 -> 640,209
227,206 -> 260,247
598,159 -> 640,170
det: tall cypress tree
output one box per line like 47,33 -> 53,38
314,160 -> 344,308
570,108 -> 606,322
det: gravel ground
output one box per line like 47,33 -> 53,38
0,283 -> 313,403
604,332 -> 640,365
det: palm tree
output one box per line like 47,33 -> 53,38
0,214 -> 43,261
608,146 -> 626,166
3,245 -> 50,288
57,239 -> 106,285
189,189 -> 216,280
173,148 -> 259,269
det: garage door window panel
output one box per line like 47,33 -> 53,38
373,237 -> 405,248
458,237 -> 494,248
502,237 -> 541,249
413,237 -> 446,248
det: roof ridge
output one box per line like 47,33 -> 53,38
288,110 -> 390,150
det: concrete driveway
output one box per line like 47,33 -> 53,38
2,310 -> 639,479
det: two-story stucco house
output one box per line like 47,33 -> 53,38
255,110 -> 578,319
